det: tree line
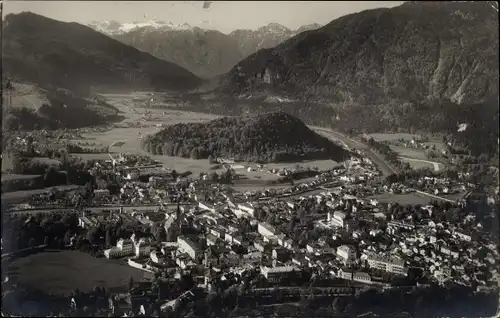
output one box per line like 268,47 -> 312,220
141,113 -> 347,163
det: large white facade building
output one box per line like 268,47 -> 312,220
177,236 -> 200,260
260,265 -> 298,282
328,211 -> 346,227
258,222 -> 276,238
366,253 -> 407,276
104,239 -> 135,258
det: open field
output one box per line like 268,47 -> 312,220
366,192 -> 433,205
69,152 -> 118,160
31,157 -> 62,166
400,157 -> 443,171
1,174 -> 41,182
265,159 -> 340,172
391,146 -> 430,160
1,185 -> 82,205
6,250 -> 147,296
367,133 -> 421,142
2,154 -> 14,172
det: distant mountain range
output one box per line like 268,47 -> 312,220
88,21 -> 322,78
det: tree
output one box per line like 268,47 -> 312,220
128,276 -> 135,291
105,228 -> 112,248
209,171 -> 219,182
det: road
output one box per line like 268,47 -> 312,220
399,156 -> 442,172
311,127 -> 397,176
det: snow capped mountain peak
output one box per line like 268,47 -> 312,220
88,20 -> 193,35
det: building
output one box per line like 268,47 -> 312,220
104,239 -> 135,259
366,253 -> 407,276
78,215 -> 98,229
94,189 -> 110,198
272,247 -> 291,263
337,245 -> 357,265
330,211 -> 346,227
388,221 -> 415,231
260,266 -> 298,282
135,239 -> 153,257
198,202 -> 216,213
164,214 -> 177,235
237,203 -> 255,217
258,222 -> 276,238
150,250 -> 165,264
339,269 -> 372,284
454,231 -> 472,242
177,236 -> 200,260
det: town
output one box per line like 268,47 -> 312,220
2,132 -> 498,317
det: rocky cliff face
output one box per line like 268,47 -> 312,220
221,2 -> 499,106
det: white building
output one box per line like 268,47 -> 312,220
237,203 -> 255,217
258,222 -> 276,238
150,250 -> 165,264
366,253 -> 407,276
104,239 -> 135,259
260,265 -> 298,282
177,236 -> 200,260
337,245 -> 356,265
135,239 -> 153,257
198,202 -> 216,213
78,216 -> 97,229
330,211 -> 346,227
454,231 -> 472,242
94,189 -> 110,198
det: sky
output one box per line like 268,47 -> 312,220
3,1 -> 403,34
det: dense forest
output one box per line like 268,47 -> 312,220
141,111 -> 349,163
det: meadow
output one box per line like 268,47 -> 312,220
366,192 -> 433,205
6,250 -> 147,296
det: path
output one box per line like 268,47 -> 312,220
399,156 -> 442,172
